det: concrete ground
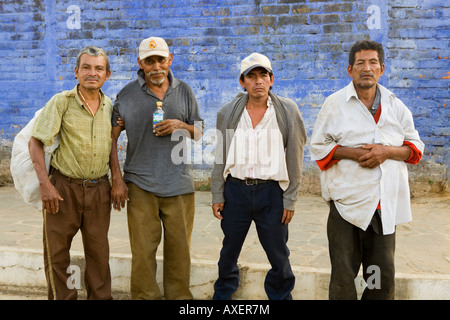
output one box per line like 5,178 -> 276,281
0,186 -> 448,300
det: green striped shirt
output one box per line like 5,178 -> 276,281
32,85 -> 112,179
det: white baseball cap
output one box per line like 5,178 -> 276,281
139,37 -> 170,60
240,52 -> 272,76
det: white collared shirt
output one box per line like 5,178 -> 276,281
223,97 -> 289,190
309,81 -> 424,235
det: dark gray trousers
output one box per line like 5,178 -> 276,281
327,201 -> 395,300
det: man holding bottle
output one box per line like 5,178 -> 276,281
110,36 -> 203,300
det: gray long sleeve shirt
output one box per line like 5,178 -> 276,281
211,91 -> 307,211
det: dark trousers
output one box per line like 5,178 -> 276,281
43,169 -> 112,300
327,201 -> 395,300
213,179 -> 295,300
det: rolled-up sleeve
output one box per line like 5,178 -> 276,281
309,99 -> 339,162
396,99 -> 425,163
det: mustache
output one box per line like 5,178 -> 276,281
84,76 -> 100,81
147,70 -> 166,76
147,70 -> 167,86
360,72 -> 374,78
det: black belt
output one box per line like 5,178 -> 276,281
227,176 -> 273,186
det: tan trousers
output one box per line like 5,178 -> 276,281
126,183 -> 195,300
44,169 -> 112,300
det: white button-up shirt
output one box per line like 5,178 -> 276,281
309,81 -> 424,235
224,97 -> 289,190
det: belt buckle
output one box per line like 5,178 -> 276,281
82,179 -> 96,187
245,179 -> 255,186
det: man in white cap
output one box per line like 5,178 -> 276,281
110,37 -> 203,300
211,52 -> 307,299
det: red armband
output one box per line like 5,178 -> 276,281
316,145 -> 340,171
403,141 -> 423,164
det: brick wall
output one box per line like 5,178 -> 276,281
0,0 -> 448,194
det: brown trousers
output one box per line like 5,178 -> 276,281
126,183 -> 195,300
43,169 -> 112,300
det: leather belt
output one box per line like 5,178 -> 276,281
52,168 -> 108,187
227,176 -> 273,186
68,176 -> 108,188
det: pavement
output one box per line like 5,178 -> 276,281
0,186 -> 449,300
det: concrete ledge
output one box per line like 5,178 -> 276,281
0,247 -> 448,300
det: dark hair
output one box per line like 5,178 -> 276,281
349,40 -> 384,67
240,69 -> 274,91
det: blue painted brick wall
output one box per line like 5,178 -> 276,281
0,0 -> 448,190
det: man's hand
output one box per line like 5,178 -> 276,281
110,126 -> 128,211
335,144 -> 411,169
111,178 -> 129,211
117,117 -> 125,129
281,209 -> 294,225
212,202 -> 224,220
153,119 -> 185,136
40,180 -> 64,214
359,144 -> 411,168
359,144 -> 390,168
359,144 -> 411,169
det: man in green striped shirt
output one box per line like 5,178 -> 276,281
29,46 -> 113,300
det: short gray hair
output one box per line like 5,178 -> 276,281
76,46 -> 110,73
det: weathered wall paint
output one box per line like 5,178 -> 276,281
0,0 -> 448,192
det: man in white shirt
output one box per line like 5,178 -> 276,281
211,53 -> 307,300
309,40 -> 424,299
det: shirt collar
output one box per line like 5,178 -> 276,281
68,85 -> 106,108
242,96 -> 274,128
345,81 -> 360,102
267,95 -> 273,109
345,81 -> 396,104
